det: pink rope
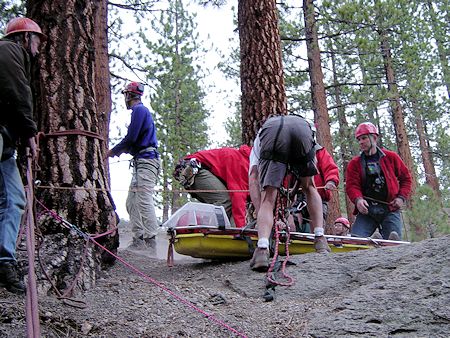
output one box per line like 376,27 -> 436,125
24,155 -> 41,338
36,200 -> 248,338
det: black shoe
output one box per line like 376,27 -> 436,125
0,261 -> 26,294
388,231 -> 400,241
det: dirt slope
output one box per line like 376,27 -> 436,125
1,232 -> 449,337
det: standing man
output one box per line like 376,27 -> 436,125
249,115 -> 330,272
346,122 -> 412,240
108,82 -> 160,249
0,17 -> 45,293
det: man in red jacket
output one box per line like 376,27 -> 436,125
173,145 -> 251,228
345,122 -> 412,240
292,144 -> 339,233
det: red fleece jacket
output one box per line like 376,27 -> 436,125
186,145 -> 251,227
314,147 -> 340,202
345,148 -> 412,214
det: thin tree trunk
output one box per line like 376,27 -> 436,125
378,30 -> 417,195
330,48 -> 354,222
426,0 -> 450,99
28,0 -> 118,294
303,0 -> 340,225
415,113 -> 441,198
238,0 -> 287,144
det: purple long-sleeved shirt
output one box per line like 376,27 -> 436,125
110,103 -> 158,159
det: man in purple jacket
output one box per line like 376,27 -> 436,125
108,82 -> 160,250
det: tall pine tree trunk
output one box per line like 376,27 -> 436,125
28,0 -> 118,294
303,0 -> 341,226
238,0 -> 287,144
378,30 -> 417,195
426,0 -> 450,99
415,112 -> 441,198
330,48 -> 354,222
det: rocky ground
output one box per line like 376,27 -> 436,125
0,226 -> 449,337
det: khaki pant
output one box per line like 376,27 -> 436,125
190,168 -> 234,226
126,158 -> 160,240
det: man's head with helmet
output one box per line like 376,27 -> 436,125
122,81 -> 144,109
355,122 -> 379,156
3,17 -> 46,57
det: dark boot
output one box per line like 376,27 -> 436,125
0,261 -> 26,294
314,236 -> 331,253
249,247 -> 270,272
388,231 -> 400,241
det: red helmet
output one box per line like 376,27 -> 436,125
355,122 -> 378,139
122,82 -> 144,96
334,217 -> 350,228
4,17 -> 46,40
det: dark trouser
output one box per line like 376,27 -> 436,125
351,202 -> 402,239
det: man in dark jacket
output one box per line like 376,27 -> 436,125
0,17 -> 45,293
345,122 -> 412,240
107,82 -> 160,250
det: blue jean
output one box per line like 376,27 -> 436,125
0,156 -> 26,262
351,203 -> 402,239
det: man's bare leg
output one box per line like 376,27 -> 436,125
299,176 -> 330,253
250,186 -> 278,271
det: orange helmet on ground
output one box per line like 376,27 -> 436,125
334,217 -> 350,229
122,82 -> 144,96
4,17 -> 46,40
355,122 -> 378,139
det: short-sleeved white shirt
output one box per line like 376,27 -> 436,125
249,133 -> 261,175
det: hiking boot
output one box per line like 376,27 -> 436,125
0,261 -> 26,294
249,247 -> 270,272
129,235 -> 156,251
371,232 -> 383,240
388,231 -> 400,241
314,236 -> 331,254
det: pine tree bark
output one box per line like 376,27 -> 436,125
27,0 -> 118,294
303,0 -> 341,226
330,48 -> 354,222
415,113 -> 441,198
238,0 -> 287,144
426,0 -> 450,99
378,29 -> 417,196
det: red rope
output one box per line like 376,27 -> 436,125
266,194 -> 294,287
36,201 -> 248,338
24,153 -> 41,338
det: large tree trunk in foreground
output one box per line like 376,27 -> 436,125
28,0 -> 118,295
238,0 -> 287,144
303,0 -> 341,226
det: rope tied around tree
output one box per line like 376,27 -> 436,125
39,129 -> 105,142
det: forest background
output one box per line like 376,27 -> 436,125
0,0 -> 449,290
